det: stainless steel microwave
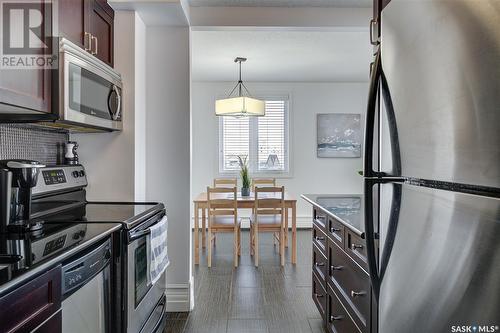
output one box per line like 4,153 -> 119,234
58,38 -> 122,131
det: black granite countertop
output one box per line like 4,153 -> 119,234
0,222 -> 122,296
301,194 -> 364,238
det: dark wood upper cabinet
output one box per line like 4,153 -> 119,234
0,0 -> 54,116
58,0 -> 114,67
88,0 -> 114,66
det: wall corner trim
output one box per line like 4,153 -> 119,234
166,277 -> 194,312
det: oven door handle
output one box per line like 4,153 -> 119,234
128,213 -> 164,242
129,228 -> 151,241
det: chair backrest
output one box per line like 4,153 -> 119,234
207,186 -> 238,226
213,178 -> 238,188
251,178 -> 276,191
254,186 -> 285,217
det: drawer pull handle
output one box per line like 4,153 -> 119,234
315,293 -> 325,298
352,243 -> 364,250
351,290 -> 366,298
315,236 -> 325,241
315,262 -> 325,267
330,315 -> 343,322
330,227 -> 340,233
330,265 -> 343,271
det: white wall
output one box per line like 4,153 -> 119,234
145,26 -> 191,311
134,14 -> 147,201
191,81 -> 368,225
71,11 -> 138,201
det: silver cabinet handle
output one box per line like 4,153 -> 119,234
314,293 -> 325,298
315,262 -> 325,267
84,32 -> 92,51
352,243 -> 364,250
315,236 -> 325,241
330,227 -> 340,233
91,35 -> 98,55
351,290 -> 366,298
369,18 -> 380,46
330,315 -> 343,322
330,265 -> 343,271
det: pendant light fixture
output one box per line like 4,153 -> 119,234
215,57 -> 265,117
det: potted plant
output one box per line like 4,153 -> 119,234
237,156 -> 251,197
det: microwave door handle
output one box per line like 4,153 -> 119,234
108,85 -> 121,120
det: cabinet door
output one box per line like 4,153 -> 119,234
0,265 -> 61,333
0,0 -> 54,116
34,311 -> 62,333
87,0 -> 114,66
58,0 -> 87,49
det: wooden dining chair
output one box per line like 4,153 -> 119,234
207,186 -> 241,268
251,178 -> 276,191
250,186 -> 286,267
251,178 -> 289,246
213,178 -> 238,188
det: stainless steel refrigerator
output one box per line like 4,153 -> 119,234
363,1 -> 500,332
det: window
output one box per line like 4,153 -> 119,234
219,98 -> 289,175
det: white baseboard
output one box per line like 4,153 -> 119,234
191,216 -> 312,229
166,277 -> 193,312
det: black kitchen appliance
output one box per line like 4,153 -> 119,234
364,1 -> 500,332
0,163 -> 167,333
0,160 -> 45,232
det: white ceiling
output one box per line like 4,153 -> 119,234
189,0 -> 371,7
191,30 -> 371,82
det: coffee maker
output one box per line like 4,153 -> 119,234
0,160 -> 45,233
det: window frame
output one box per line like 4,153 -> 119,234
218,94 -> 292,178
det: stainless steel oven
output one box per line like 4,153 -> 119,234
125,211 -> 167,333
58,38 -> 122,131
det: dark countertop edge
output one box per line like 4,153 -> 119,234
301,194 -> 365,239
85,202 -> 165,229
0,223 -> 122,296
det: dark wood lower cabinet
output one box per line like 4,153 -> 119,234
34,311 -> 62,333
311,210 -> 376,333
327,285 -> 361,333
0,265 -> 62,333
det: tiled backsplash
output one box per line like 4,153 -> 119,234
0,124 -> 68,165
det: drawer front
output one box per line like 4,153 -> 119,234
313,208 -> 327,233
327,285 -> 361,333
345,231 -> 368,271
328,241 -> 370,330
327,217 -> 344,247
312,272 -> 327,320
313,243 -> 328,282
0,265 -> 62,333
312,224 -> 327,253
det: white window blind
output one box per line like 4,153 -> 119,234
221,116 -> 249,171
258,100 -> 286,171
219,98 -> 289,175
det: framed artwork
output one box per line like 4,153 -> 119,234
317,113 -> 362,158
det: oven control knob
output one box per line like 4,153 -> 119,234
72,171 -> 79,178
79,170 -> 85,177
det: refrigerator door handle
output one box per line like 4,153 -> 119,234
364,50 -> 402,177
364,51 -> 382,177
364,179 -> 381,300
380,68 -> 402,176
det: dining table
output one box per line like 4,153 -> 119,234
192,191 -> 297,265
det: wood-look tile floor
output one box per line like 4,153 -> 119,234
164,230 -> 324,333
